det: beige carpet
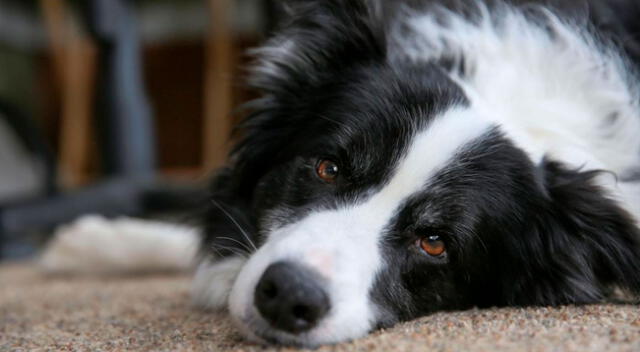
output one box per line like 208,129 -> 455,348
1,262 -> 639,352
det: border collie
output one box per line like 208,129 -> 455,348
192,0 -> 640,347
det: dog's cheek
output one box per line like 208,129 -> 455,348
368,252 -> 420,325
370,249 -> 468,325
252,160 -> 320,231
191,256 -> 248,310
252,167 -> 292,213
227,242 -> 280,324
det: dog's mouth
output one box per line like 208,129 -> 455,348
230,291 -> 377,347
232,307 -> 337,348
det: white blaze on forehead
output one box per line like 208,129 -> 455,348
228,106 -> 492,346
370,108 -> 491,209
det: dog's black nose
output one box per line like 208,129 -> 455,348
254,261 -> 330,334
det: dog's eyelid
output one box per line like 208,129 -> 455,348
413,225 -> 448,238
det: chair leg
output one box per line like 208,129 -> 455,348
41,0 -> 96,187
81,0 -> 156,178
202,0 -> 234,171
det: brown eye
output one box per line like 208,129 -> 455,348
419,235 -> 446,257
316,160 -> 339,182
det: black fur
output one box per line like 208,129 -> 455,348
372,134 -> 640,327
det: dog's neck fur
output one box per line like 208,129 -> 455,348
402,5 -> 640,173
400,4 -> 640,220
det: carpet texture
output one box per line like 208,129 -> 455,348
1,262 -> 639,352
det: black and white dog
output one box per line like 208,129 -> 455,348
192,0 -> 640,347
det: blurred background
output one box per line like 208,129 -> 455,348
0,0 -> 281,260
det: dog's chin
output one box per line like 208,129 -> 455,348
231,313 -> 319,348
227,280 -> 329,348
230,310 -> 368,348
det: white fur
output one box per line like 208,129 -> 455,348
40,215 -> 199,274
192,256 -> 247,309
227,108 -> 492,346
400,4 -> 640,220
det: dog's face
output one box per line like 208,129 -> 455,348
228,73 -> 523,344
204,0 -> 640,347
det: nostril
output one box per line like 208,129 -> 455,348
292,304 -> 313,322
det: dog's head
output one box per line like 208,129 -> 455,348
205,0 -> 640,347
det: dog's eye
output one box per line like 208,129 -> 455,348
419,235 -> 446,257
316,160 -> 339,182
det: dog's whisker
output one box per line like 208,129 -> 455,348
210,199 -> 258,251
209,245 -> 226,259
215,236 -> 255,254
212,246 -> 250,258
211,242 -> 250,258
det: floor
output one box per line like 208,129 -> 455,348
1,262 -> 639,352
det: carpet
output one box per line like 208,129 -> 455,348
1,262 -> 639,352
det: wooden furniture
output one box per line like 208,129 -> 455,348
41,0 -> 96,187
204,0 -> 234,171
1,0 -> 223,258
41,0 -> 236,184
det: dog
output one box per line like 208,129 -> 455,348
192,0 -> 640,347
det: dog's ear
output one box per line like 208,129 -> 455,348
506,159 -> 640,305
250,0 -> 386,93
